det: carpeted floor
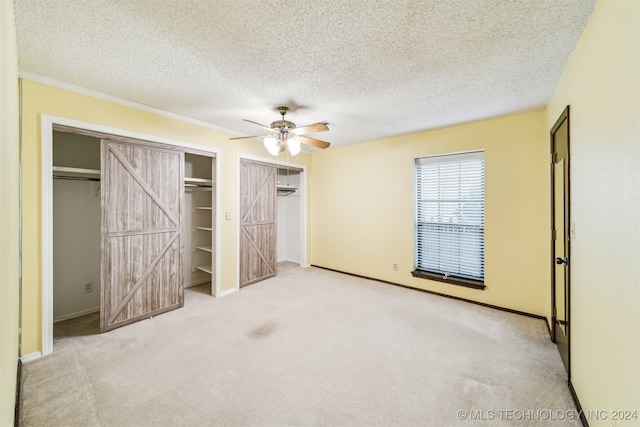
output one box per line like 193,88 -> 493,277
19,264 -> 579,426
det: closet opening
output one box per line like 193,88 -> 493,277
277,166 -> 303,267
48,125 -> 218,348
237,156 -> 307,289
184,152 -> 216,293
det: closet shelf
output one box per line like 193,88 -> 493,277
196,245 -> 212,253
185,177 -> 213,187
196,226 -> 212,232
53,166 -> 101,179
277,185 -> 297,196
196,265 -> 213,274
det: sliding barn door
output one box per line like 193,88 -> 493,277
101,139 -> 184,332
239,159 -> 277,287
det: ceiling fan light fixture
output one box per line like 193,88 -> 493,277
231,106 -> 331,155
287,135 -> 301,156
264,136 -> 279,156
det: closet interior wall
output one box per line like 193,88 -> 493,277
52,131 -> 101,322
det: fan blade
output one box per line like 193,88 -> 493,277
229,134 -> 270,140
291,122 -> 329,135
242,119 -> 273,132
299,135 -> 330,149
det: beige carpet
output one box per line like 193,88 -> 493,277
19,264 -> 579,426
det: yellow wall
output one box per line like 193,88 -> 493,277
17,1 -> 639,419
546,0 -> 639,424
0,1 -> 21,425
310,110 -> 550,316
20,79 -> 310,356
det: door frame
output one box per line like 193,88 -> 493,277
235,153 -> 308,292
40,114 -> 220,356
550,105 -> 571,378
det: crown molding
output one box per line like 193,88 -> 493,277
18,71 -> 241,136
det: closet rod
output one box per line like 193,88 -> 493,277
52,166 -> 101,181
53,176 -> 100,182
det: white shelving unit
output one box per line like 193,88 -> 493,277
184,153 -> 215,291
185,177 -> 213,188
195,265 -> 213,274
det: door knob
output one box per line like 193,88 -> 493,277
555,257 -> 568,265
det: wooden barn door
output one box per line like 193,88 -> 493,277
101,139 -> 184,332
239,159 -> 277,287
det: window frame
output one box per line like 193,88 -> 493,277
412,150 -> 486,290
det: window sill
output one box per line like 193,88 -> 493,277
411,270 -> 485,290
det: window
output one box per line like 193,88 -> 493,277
413,151 -> 485,289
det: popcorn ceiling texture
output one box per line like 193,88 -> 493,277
14,0 -> 596,146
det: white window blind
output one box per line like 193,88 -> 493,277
415,151 -> 485,282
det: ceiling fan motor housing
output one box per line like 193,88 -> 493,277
272,107 -> 295,133
271,120 -> 296,132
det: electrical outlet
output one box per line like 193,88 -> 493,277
393,263 -> 398,271
83,282 -> 94,293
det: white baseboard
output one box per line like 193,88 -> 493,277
218,287 -> 238,297
53,306 -> 100,323
20,352 -> 42,363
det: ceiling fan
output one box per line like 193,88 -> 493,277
229,106 -> 331,156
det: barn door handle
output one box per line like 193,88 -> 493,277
555,257 -> 568,265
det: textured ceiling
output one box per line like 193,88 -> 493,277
15,0 -> 596,148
